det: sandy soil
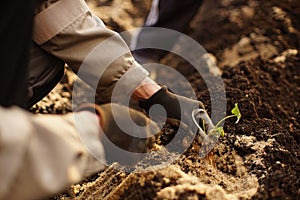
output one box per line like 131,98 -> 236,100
32,0 -> 300,199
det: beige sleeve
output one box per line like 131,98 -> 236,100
0,107 -> 105,200
33,0 -> 149,103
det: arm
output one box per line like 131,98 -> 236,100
0,103 -> 160,200
33,0 -> 150,103
32,0 -> 212,138
0,106 -> 105,200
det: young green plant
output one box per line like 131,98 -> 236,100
192,103 -> 241,138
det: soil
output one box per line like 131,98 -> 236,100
33,0 -> 300,199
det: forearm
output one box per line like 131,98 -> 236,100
0,106 -> 104,200
33,0 -> 149,103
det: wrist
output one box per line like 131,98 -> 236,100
132,77 -> 161,100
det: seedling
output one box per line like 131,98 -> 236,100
192,103 -> 241,138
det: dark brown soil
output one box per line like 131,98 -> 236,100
192,1 -> 300,199
34,0 -> 300,199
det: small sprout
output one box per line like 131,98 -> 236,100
209,103 -> 241,137
192,103 -> 242,138
215,127 -> 225,137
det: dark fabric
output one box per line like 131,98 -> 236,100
139,86 -> 205,127
0,1 -> 34,108
133,0 -> 204,63
156,0 -> 204,32
26,43 -> 65,108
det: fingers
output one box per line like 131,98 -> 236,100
77,103 -> 161,167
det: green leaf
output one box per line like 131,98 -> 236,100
216,127 -> 225,137
209,127 -> 225,137
231,103 -> 241,124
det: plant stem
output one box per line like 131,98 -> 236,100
215,114 -> 236,128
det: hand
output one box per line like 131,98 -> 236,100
139,86 -> 214,134
77,103 -> 161,166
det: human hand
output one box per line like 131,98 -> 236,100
77,103 -> 161,166
139,86 -> 214,135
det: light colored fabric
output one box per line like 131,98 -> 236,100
130,0 -> 160,50
33,0 -> 149,103
33,0 -> 90,45
145,0 -> 160,26
0,107 -> 105,200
